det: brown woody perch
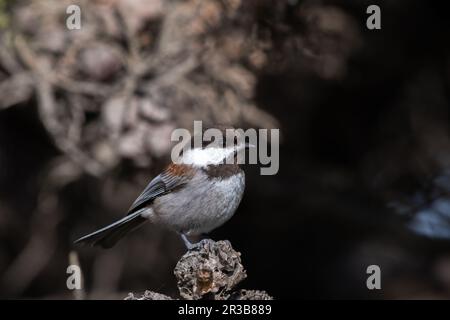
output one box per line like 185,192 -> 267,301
125,239 -> 273,300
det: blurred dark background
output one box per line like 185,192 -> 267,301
1,0 -> 450,299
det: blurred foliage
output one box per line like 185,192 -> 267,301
0,0 -> 13,29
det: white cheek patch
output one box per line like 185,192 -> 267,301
182,147 -> 236,166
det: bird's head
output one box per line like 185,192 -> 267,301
180,125 -> 254,167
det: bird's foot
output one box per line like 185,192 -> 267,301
180,234 -> 209,251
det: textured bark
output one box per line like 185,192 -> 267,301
125,239 -> 273,300
125,291 -> 173,300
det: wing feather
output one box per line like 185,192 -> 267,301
126,166 -> 192,215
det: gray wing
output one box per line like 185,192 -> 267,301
126,170 -> 188,215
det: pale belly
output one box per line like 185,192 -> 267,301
152,172 -> 245,235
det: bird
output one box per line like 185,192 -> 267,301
74,126 -> 253,250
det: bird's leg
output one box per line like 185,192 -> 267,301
180,233 -> 196,250
180,233 -> 209,250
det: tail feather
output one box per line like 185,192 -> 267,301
74,211 -> 147,248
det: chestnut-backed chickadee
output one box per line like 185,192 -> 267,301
74,127 -> 253,249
